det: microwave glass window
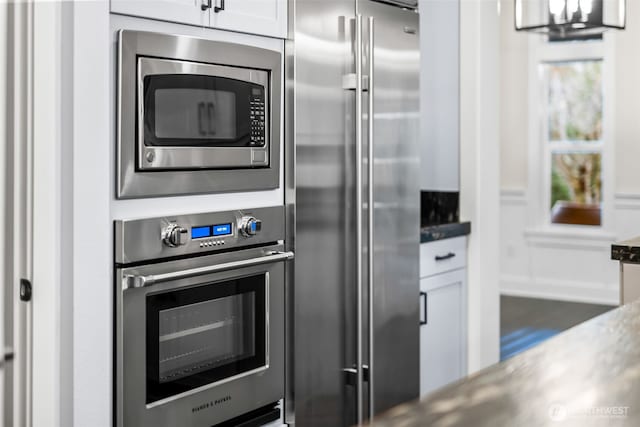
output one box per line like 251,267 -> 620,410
154,89 -> 237,140
146,274 -> 266,403
143,74 -> 266,148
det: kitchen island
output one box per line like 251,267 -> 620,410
371,300 -> 640,426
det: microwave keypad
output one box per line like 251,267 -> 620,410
250,94 -> 266,146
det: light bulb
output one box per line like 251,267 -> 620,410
549,0 -> 565,15
567,0 -> 580,14
580,0 -> 593,14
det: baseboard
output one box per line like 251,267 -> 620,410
500,274 -> 619,306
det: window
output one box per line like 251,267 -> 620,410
542,59 -> 603,226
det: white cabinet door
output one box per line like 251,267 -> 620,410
111,0 -> 210,28
420,268 -> 466,397
212,0 -> 287,38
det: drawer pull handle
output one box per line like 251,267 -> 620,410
435,252 -> 456,262
420,292 -> 428,325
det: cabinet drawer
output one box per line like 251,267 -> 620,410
420,236 -> 466,278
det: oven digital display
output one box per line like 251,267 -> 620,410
191,223 -> 232,239
212,223 -> 232,236
191,226 -> 211,239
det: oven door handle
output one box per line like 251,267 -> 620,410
122,251 -> 295,289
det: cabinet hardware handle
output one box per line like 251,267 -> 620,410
435,252 -> 456,261
201,0 -> 211,11
214,0 -> 225,13
420,291 -> 428,325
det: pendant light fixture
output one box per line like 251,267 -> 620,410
515,0 -> 626,39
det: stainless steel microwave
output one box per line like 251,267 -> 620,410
117,30 -> 282,199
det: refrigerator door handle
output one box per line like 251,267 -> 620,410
354,13 -> 365,427
366,15 -> 375,422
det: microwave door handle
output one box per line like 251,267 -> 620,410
122,251 -> 295,289
207,102 -> 216,136
198,102 -> 207,136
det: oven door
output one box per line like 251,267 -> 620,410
137,57 -> 270,171
115,245 -> 288,427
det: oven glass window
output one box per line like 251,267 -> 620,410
146,274 -> 266,403
143,74 -> 266,148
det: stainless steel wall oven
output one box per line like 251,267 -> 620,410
114,206 -> 292,426
117,30 -> 282,199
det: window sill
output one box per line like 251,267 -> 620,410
524,226 -> 617,247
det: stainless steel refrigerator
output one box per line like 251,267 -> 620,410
286,0 -> 420,425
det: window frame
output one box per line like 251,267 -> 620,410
527,36 -> 614,234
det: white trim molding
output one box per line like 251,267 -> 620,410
500,274 -> 619,306
614,192 -> 640,210
460,0 -> 501,374
500,188 -> 527,206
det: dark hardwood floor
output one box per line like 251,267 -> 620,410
500,295 -> 615,361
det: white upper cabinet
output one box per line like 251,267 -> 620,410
212,0 -> 287,39
110,0 -> 287,39
111,0 -> 210,28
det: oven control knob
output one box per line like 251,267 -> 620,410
162,224 -> 188,248
240,217 -> 262,237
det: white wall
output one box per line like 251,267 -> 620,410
499,0 -> 528,190
498,0 -> 640,305
33,2 -> 65,426
419,0 -> 460,191
460,0 -> 501,373
613,0 -> 640,195
71,2 -> 112,427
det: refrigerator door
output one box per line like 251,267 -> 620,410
358,0 -> 421,418
291,0 -> 358,426
291,0 -> 420,425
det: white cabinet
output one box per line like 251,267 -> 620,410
110,0 -> 287,39
111,0 -> 210,28
419,236 -> 467,397
213,0 -> 287,39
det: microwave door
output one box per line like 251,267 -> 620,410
136,57 -> 269,171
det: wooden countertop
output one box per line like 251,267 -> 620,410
370,300 -> 640,427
